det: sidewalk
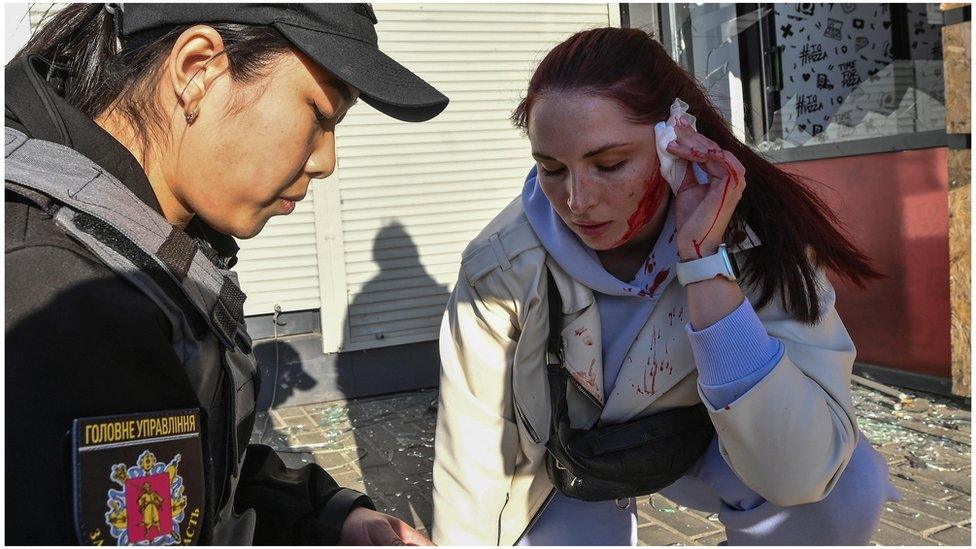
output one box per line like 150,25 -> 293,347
251,382 -> 971,546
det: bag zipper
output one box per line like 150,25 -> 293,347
514,400 -> 541,444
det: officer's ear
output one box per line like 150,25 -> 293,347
166,25 -> 231,118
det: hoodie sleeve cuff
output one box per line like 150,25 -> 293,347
685,297 -> 783,387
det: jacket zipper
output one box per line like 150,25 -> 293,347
514,400 -> 541,444
568,373 -> 604,410
514,489 -> 557,544
497,492 -> 510,546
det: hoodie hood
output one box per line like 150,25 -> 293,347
521,165 -> 679,391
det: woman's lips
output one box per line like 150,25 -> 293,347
575,221 -> 612,236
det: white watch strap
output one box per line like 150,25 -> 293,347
676,245 -> 736,286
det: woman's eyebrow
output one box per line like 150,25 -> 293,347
532,142 -> 632,162
583,142 -> 631,158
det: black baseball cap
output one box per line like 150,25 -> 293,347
114,3 -> 449,122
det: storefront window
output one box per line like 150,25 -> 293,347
662,3 -> 946,153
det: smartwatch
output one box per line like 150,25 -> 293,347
676,244 -> 739,286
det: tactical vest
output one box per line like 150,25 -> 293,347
4,127 -> 260,544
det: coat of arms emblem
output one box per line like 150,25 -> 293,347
73,409 -> 204,545
104,450 -> 188,545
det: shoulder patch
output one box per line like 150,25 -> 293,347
72,409 -> 204,546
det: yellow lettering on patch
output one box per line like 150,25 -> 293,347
182,508 -> 201,545
85,420 -> 139,445
84,414 -> 197,446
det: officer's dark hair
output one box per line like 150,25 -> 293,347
14,4 -> 294,157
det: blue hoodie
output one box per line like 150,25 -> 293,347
521,166 -> 783,410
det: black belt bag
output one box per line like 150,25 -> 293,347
542,270 -> 715,502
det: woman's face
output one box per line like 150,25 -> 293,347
528,93 -> 669,251
169,51 -> 359,239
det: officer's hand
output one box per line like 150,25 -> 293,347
339,507 -> 436,546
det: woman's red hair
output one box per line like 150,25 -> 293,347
513,27 -> 881,323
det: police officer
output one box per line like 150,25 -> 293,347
5,4 -> 447,545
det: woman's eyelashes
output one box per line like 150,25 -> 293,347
597,160 -> 626,173
540,160 -> 627,177
540,165 -> 565,177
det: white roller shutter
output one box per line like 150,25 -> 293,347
320,3 -> 617,352
237,197 -> 321,315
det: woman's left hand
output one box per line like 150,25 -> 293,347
665,116 -> 747,261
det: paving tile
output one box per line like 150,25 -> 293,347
275,450 -> 315,469
360,463 -> 411,494
306,414 -> 354,432
640,493 -> 682,514
401,472 -> 434,495
946,494 -> 971,508
314,452 -> 355,471
378,492 -> 427,526
276,405 -> 306,419
896,490 -> 972,525
896,418 -> 971,445
403,493 -> 434,531
872,520 -> 938,546
357,445 -> 393,469
339,448 -> 366,469
389,451 -> 434,474
683,507 -> 716,519
282,415 -> 313,429
330,470 -> 367,494
637,523 -> 690,546
694,532 -> 727,546
263,385 -> 969,545
890,471 -> 964,501
929,525 -> 972,546
361,478 -> 389,505
650,509 -> 720,539
924,447 -> 971,468
303,401 -> 346,415
882,502 -> 950,534
874,445 -> 908,459
292,432 -> 329,446
319,462 -> 354,477
907,467 -> 973,495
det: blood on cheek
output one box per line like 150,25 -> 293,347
611,169 -> 667,247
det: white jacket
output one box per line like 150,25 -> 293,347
431,198 -> 859,545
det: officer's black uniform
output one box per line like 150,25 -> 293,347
4,55 -> 370,545
6,5 -> 448,543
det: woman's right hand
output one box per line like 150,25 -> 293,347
665,116 -> 747,261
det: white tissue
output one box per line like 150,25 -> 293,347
654,98 -> 709,194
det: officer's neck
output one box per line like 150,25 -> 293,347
94,110 -> 195,229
